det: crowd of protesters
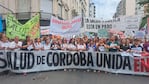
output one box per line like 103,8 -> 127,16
0,33 -> 149,54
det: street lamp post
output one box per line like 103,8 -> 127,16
0,3 -> 14,13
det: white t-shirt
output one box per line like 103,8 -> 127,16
98,46 -> 106,52
88,46 -> 94,52
9,41 -> 22,50
51,44 -> 60,50
34,43 -> 43,49
43,43 -> 51,50
68,44 -> 77,50
77,44 -> 86,50
27,45 -> 34,51
1,41 -> 10,49
61,44 -> 68,50
0,41 -> 2,48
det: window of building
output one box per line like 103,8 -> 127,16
17,0 -> 31,19
58,4 -> 62,18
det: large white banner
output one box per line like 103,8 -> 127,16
0,50 -> 149,76
83,16 -> 142,37
50,16 -> 81,36
124,16 -> 140,30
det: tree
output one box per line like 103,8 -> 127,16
138,0 -> 149,30
138,0 -> 149,5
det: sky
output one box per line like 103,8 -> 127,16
93,0 -> 121,20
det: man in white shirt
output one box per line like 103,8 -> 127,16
0,36 -> 10,50
9,36 -> 22,51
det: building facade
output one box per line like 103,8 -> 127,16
0,0 -> 90,29
89,3 -> 96,18
0,0 -> 40,19
114,0 -> 149,19
113,0 -> 126,18
113,0 -> 136,18
135,0 -> 144,16
0,0 -> 90,19
44,0 -> 90,20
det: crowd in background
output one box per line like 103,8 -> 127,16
0,33 -> 149,54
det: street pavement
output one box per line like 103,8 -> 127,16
0,70 -> 148,84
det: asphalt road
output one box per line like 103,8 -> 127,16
0,70 -> 148,84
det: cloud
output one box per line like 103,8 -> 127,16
93,0 -> 121,20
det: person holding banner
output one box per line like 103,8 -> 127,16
22,36 -> 34,51
33,38 -> 44,51
87,40 -> 96,52
107,36 -> 120,52
143,39 -> 149,53
43,36 -> 51,50
130,39 -> 143,53
51,39 -> 61,50
77,39 -> 86,51
140,38 -> 149,56
97,38 -> 108,52
0,33 -> 6,39
119,38 -> 130,52
48,34 -> 53,44
126,38 -> 133,48
61,38 -> 68,51
9,36 -> 22,51
68,38 -> 77,51
41,36 -> 46,44
83,36 -> 89,45
0,35 -> 10,50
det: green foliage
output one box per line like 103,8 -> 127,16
139,15 -> 149,30
138,0 -> 149,5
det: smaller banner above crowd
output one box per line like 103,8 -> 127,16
134,31 -> 145,39
50,16 -> 82,37
40,26 -> 50,35
84,16 -> 141,38
0,16 -> 3,32
98,29 -> 109,38
6,14 -> 40,40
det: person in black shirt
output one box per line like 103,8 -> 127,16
21,36 -> 34,51
119,38 -> 130,52
51,39 -> 61,50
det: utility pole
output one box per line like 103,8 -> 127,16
0,3 -> 14,13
